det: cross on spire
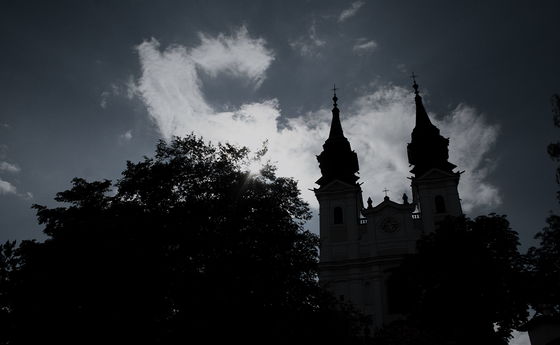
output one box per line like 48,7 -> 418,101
332,83 -> 338,107
411,72 -> 419,95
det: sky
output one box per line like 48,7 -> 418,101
3,1 -> 559,343
1,0 -> 559,241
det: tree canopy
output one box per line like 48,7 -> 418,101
524,93 -> 560,315
383,214 -> 528,345
0,135 -> 365,345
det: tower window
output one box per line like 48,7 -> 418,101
334,207 -> 343,224
435,195 -> 446,213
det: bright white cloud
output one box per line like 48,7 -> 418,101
132,28 -> 501,217
0,161 -> 20,173
190,26 -> 274,87
133,27 -> 274,139
290,21 -> 326,57
440,104 -> 501,211
0,178 -> 17,195
0,178 -> 31,199
353,38 -> 377,54
339,1 -> 365,22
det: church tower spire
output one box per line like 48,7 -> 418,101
316,86 -> 359,187
328,85 -> 344,138
407,75 -> 463,233
407,75 -> 456,177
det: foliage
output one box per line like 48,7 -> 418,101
385,214 -> 528,345
526,214 -> 560,314
0,135 -> 366,344
525,93 -> 560,315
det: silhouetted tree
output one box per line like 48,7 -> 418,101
0,240 -> 19,344
526,214 -> 560,315
383,214 -> 528,345
525,94 -> 560,315
0,135 -> 366,345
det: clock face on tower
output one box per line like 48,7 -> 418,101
381,217 -> 400,233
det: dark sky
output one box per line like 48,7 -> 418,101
1,0 -> 559,257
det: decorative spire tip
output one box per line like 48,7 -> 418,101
332,84 -> 338,107
411,72 -> 419,96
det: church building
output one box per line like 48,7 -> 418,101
315,78 -> 463,328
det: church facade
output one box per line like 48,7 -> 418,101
315,79 -> 463,328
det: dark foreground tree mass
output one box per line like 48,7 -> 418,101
525,93 -> 560,315
381,214 -> 528,345
0,136 -> 365,345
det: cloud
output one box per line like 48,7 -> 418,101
0,143 -> 29,198
396,63 -> 408,73
122,130 -> 133,140
289,21 -> 326,57
132,28 -> 501,217
0,161 -> 20,173
101,77 -> 140,109
0,178 -> 31,199
353,38 -> 377,55
0,178 -> 17,195
134,27 -> 274,139
440,104 -> 501,211
100,91 -> 110,109
190,26 -> 274,87
339,1 -> 365,22
119,130 -> 133,141
0,145 -> 32,198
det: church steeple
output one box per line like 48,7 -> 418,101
329,86 -> 344,138
407,75 -> 456,177
316,86 -> 359,187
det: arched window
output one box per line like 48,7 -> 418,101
435,195 -> 446,213
334,207 -> 343,224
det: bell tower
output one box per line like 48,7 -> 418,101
315,87 -> 364,264
407,76 -> 463,232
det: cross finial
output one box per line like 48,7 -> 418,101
332,83 -> 338,107
411,72 -> 419,96
383,188 -> 390,197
